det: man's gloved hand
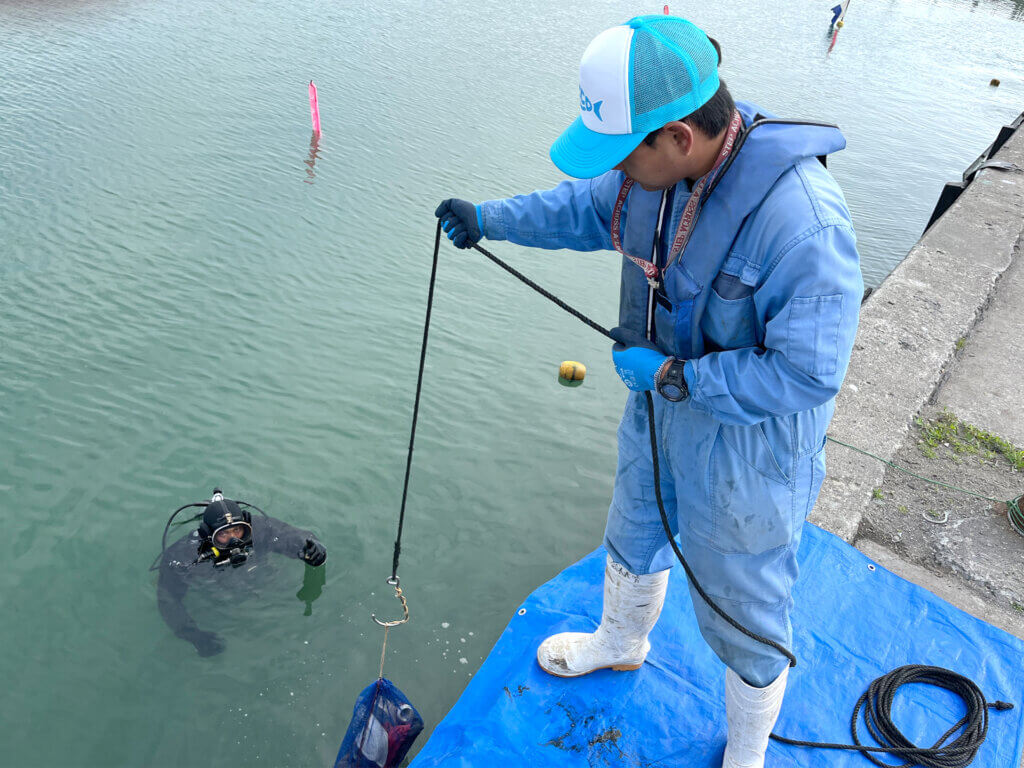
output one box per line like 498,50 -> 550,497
299,538 -> 327,567
610,326 -> 672,392
191,630 -> 226,657
435,198 -> 482,249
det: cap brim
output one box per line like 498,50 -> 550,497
550,115 -> 647,179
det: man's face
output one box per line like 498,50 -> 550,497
615,121 -> 699,191
214,524 -> 248,547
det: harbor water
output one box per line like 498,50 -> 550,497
1,0 -> 1022,764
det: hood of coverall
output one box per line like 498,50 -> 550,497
711,100 -> 847,217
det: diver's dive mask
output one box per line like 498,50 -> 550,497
197,492 -> 253,567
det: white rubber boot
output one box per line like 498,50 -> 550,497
722,666 -> 789,768
536,555 -> 669,677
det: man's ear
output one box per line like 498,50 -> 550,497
662,121 -> 696,156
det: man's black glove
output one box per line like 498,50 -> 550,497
191,630 -> 225,657
300,538 -> 327,567
435,198 -> 482,249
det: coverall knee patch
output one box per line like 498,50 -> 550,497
688,581 -> 793,684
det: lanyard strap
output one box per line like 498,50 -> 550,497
610,109 -> 743,287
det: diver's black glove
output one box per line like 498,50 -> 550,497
435,198 -> 482,249
300,538 -> 327,567
191,630 -> 225,657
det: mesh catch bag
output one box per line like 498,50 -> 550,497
334,678 -> 424,768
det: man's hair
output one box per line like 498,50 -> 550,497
643,80 -> 735,146
642,37 -> 734,146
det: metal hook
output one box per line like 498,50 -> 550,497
372,576 -> 410,627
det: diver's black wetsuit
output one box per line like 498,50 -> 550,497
157,515 -> 320,655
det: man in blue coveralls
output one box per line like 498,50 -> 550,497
436,15 -> 861,767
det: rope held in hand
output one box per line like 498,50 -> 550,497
643,391 -> 798,667
389,222 -> 442,581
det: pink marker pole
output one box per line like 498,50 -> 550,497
309,80 -> 321,135
663,4 -> 669,14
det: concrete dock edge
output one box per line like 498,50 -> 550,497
811,121 -> 1024,543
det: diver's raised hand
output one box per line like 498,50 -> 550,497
192,630 -> 225,657
435,199 -> 482,249
300,538 -> 327,567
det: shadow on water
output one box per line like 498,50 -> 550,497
305,131 -> 321,185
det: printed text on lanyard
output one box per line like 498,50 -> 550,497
610,109 -> 743,289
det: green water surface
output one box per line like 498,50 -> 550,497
1,0 -> 1022,764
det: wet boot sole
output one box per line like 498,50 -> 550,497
537,660 -> 645,678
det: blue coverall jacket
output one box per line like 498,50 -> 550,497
479,101 -> 863,686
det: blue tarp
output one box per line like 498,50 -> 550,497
410,524 -> 1024,767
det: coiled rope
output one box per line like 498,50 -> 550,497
396,224 -> 1014,765
770,665 -> 1014,767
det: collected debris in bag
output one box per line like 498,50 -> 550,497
334,678 -> 423,768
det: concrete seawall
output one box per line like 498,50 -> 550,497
811,114 -> 1024,641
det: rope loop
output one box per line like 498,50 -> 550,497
771,665 -> 1014,767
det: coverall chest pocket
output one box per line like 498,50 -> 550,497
656,264 -> 703,359
700,255 -> 759,352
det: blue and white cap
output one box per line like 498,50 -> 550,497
550,15 -> 720,179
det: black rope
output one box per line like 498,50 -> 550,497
770,665 -> 1014,767
470,243 -> 611,338
643,390 -> 798,667
389,221 -> 442,581
461,239 -> 1013,765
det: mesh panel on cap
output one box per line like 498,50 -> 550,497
631,17 -> 717,117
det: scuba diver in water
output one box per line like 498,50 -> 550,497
157,489 -> 327,656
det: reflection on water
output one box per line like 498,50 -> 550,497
297,563 -> 326,616
305,131 -> 321,185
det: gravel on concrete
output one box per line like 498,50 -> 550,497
857,404 -> 1024,626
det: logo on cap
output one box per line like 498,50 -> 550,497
579,87 -> 603,121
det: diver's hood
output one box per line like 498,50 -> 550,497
199,498 -> 250,536
197,497 -> 253,565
